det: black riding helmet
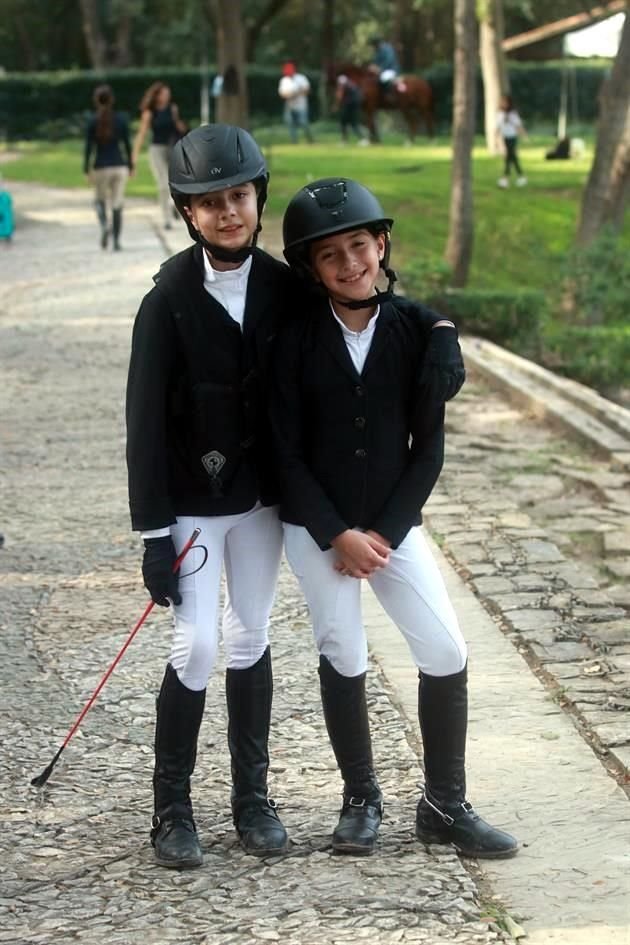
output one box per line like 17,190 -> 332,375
283,178 -> 396,309
169,123 -> 269,262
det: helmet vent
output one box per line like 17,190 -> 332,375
308,181 -> 348,214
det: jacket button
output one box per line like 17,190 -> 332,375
354,448 -> 367,459
355,385 -> 364,396
354,416 -> 366,430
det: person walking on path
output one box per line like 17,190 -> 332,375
335,75 -> 368,146
278,62 -> 313,144
271,177 -> 519,860
496,94 -> 527,188
126,124 -> 296,870
83,84 -> 132,251
131,82 -> 187,228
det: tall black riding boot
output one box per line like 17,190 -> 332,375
112,207 -> 123,251
319,655 -> 383,855
415,665 -> 518,858
151,664 -> 205,869
226,647 -> 288,856
95,199 -> 108,249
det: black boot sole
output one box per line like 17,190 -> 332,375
238,836 -> 289,857
332,838 -> 377,856
416,827 -> 519,859
154,852 -> 203,869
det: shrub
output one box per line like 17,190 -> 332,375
0,67 -> 321,140
542,323 -> 630,392
0,60 -> 609,140
559,227 -> 630,326
417,286 -> 547,359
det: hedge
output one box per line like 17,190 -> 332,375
407,285 -> 547,360
0,60 -> 610,140
0,66 -> 321,140
541,323 -> 630,391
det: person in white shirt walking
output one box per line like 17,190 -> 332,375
278,61 -> 313,144
495,95 -> 527,188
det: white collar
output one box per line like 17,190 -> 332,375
202,250 -> 253,283
330,300 -> 380,336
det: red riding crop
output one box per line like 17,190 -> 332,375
31,527 -> 202,788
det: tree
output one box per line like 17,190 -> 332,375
479,0 -> 508,154
445,0 -> 478,286
576,6 -> 630,246
78,0 -> 107,68
210,0 -> 249,125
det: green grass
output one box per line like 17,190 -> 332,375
2,125 -> 629,294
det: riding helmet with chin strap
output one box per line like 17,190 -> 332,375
168,123 -> 269,263
282,177 -> 396,309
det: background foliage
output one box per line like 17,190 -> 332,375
0,61 -> 611,140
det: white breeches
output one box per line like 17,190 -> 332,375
169,504 -> 283,690
284,524 -> 467,678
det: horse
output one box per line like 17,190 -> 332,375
333,64 -> 434,143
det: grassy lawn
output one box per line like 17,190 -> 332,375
2,125 -> 628,294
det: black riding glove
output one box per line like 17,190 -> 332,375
142,536 -> 182,607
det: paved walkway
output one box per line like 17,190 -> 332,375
0,184 -> 628,945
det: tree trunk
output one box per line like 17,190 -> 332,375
608,140 -> 630,231
78,0 -> 107,69
576,7 -> 630,246
212,0 -> 249,127
319,0 -> 335,119
445,0 -> 478,287
479,0 -> 508,154
15,17 -> 37,71
113,14 -> 133,67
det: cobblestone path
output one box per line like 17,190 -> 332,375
1,183 -> 628,945
428,378 -> 630,780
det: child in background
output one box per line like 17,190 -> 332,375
496,94 -> 527,188
84,84 -> 132,250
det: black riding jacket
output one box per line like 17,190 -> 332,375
270,294 -> 465,550
126,242 -> 294,531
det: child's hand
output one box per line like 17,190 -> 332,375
331,530 -> 390,578
364,529 -> 392,549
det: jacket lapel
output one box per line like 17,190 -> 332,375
361,301 -> 396,377
317,302 -> 363,382
243,251 -> 276,341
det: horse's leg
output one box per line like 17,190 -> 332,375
405,109 -> 416,145
366,106 -> 379,143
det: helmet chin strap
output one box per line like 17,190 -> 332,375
197,222 -> 263,265
200,236 -> 253,263
331,266 -> 398,311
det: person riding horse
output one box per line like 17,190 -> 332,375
368,37 -> 403,106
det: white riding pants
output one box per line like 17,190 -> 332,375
169,504 -> 283,690
284,524 -> 467,678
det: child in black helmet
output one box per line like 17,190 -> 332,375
271,177 -> 518,859
126,124 -> 295,869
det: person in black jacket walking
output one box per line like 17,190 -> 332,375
84,84 -> 132,250
271,178 -> 519,859
126,124 -> 294,869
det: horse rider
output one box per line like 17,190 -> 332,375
368,37 -> 401,93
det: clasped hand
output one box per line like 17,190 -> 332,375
331,529 -> 391,579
